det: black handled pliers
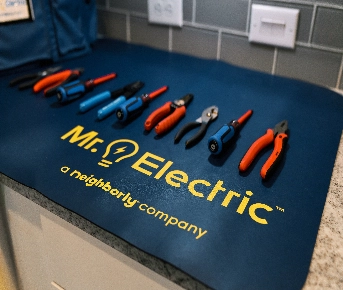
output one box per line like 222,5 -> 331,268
9,66 -> 62,90
174,105 -> 219,148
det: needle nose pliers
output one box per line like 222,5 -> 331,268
144,93 -> 194,135
9,66 -> 62,90
174,105 -> 219,148
239,120 -> 289,180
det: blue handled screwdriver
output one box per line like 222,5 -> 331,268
56,73 -> 116,103
79,81 -> 144,117
115,86 -> 168,123
208,109 -> 253,155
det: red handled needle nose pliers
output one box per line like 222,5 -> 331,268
239,120 -> 289,180
174,105 -> 219,148
144,93 -> 194,135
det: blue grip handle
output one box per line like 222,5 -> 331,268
57,80 -> 85,103
208,124 -> 235,154
79,91 -> 111,113
97,96 -> 126,120
116,97 -> 144,122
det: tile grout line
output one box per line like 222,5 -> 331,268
308,4 -> 317,44
272,48 -> 278,75
217,29 -> 222,61
126,13 -> 131,43
336,55 -> 343,90
169,27 -> 173,52
192,0 -> 196,23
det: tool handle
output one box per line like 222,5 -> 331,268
239,129 -> 274,172
56,80 -> 85,103
116,97 -> 145,122
237,109 -> 253,124
144,101 -> 172,131
93,73 -> 116,86
208,123 -> 236,155
148,85 -> 168,99
79,91 -> 112,113
10,73 -> 36,87
44,72 -> 80,97
97,96 -> 126,120
174,122 -> 199,144
260,133 -> 288,180
155,106 -> 186,135
33,70 -> 71,93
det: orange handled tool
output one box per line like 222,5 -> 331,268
32,68 -> 84,96
239,120 -> 289,180
145,93 -> 193,135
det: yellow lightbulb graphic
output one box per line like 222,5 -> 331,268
98,139 -> 139,168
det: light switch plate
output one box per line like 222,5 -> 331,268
249,4 -> 299,49
148,0 -> 183,27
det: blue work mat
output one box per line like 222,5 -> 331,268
1,39 -> 343,290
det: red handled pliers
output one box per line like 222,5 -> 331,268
144,93 -> 193,135
33,68 -> 84,96
174,105 -> 219,148
239,120 -> 289,180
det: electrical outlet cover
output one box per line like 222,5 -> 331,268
148,0 -> 183,27
249,4 -> 299,49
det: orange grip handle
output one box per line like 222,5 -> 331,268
144,101 -> 172,131
155,106 -> 186,135
33,70 -> 71,93
260,133 -> 288,180
93,73 -> 116,85
239,129 -> 274,172
149,85 -> 168,99
237,109 -> 253,125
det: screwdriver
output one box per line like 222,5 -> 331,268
56,72 -> 116,103
208,109 -> 253,155
79,81 -> 144,117
115,86 -> 168,123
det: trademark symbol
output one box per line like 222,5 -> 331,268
276,206 -> 285,212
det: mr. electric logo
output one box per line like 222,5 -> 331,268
61,125 -> 285,225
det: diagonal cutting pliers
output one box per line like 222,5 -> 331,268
144,93 -> 194,135
239,120 -> 289,180
33,68 -> 84,96
174,105 -> 219,148
9,66 -> 62,90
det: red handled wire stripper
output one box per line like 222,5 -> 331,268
239,120 -> 289,180
144,93 -> 193,135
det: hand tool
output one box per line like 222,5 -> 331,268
144,93 -> 194,135
239,120 -> 289,180
174,105 -> 219,148
115,86 -> 168,123
9,66 -> 62,90
79,81 -> 144,119
56,72 -> 116,103
32,68 -> 84,96
208,109 -> 253,155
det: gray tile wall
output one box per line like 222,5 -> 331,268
97,0 -> 343,92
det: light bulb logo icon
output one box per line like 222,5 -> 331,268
98,139 -> 139,168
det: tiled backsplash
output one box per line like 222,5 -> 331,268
96,0 -> 343,92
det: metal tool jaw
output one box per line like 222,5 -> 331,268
196,105 -> 219,124
273,120 -> 288,136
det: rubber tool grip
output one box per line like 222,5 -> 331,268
144,101 -> 172,131
93,73 -> 116,85
97,96 -> 126,120
149,85 -> 168,99
208,110 -> 253,155
33,70 -> 71,93
155,106 -> 186,135
79,91 -> 112,113
57,80 -> 84,103
260,133 -> 288,180
239,129 -> 274,172
116,97 -> 144,122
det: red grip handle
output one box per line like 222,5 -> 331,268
33,70 -> 72,93
260,133 -> 288,180
155,106 -> 186,135
148,85 -> 168,99
239,129 -> 274,172
93,73 -> 116,85
144,101 -> 172,131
